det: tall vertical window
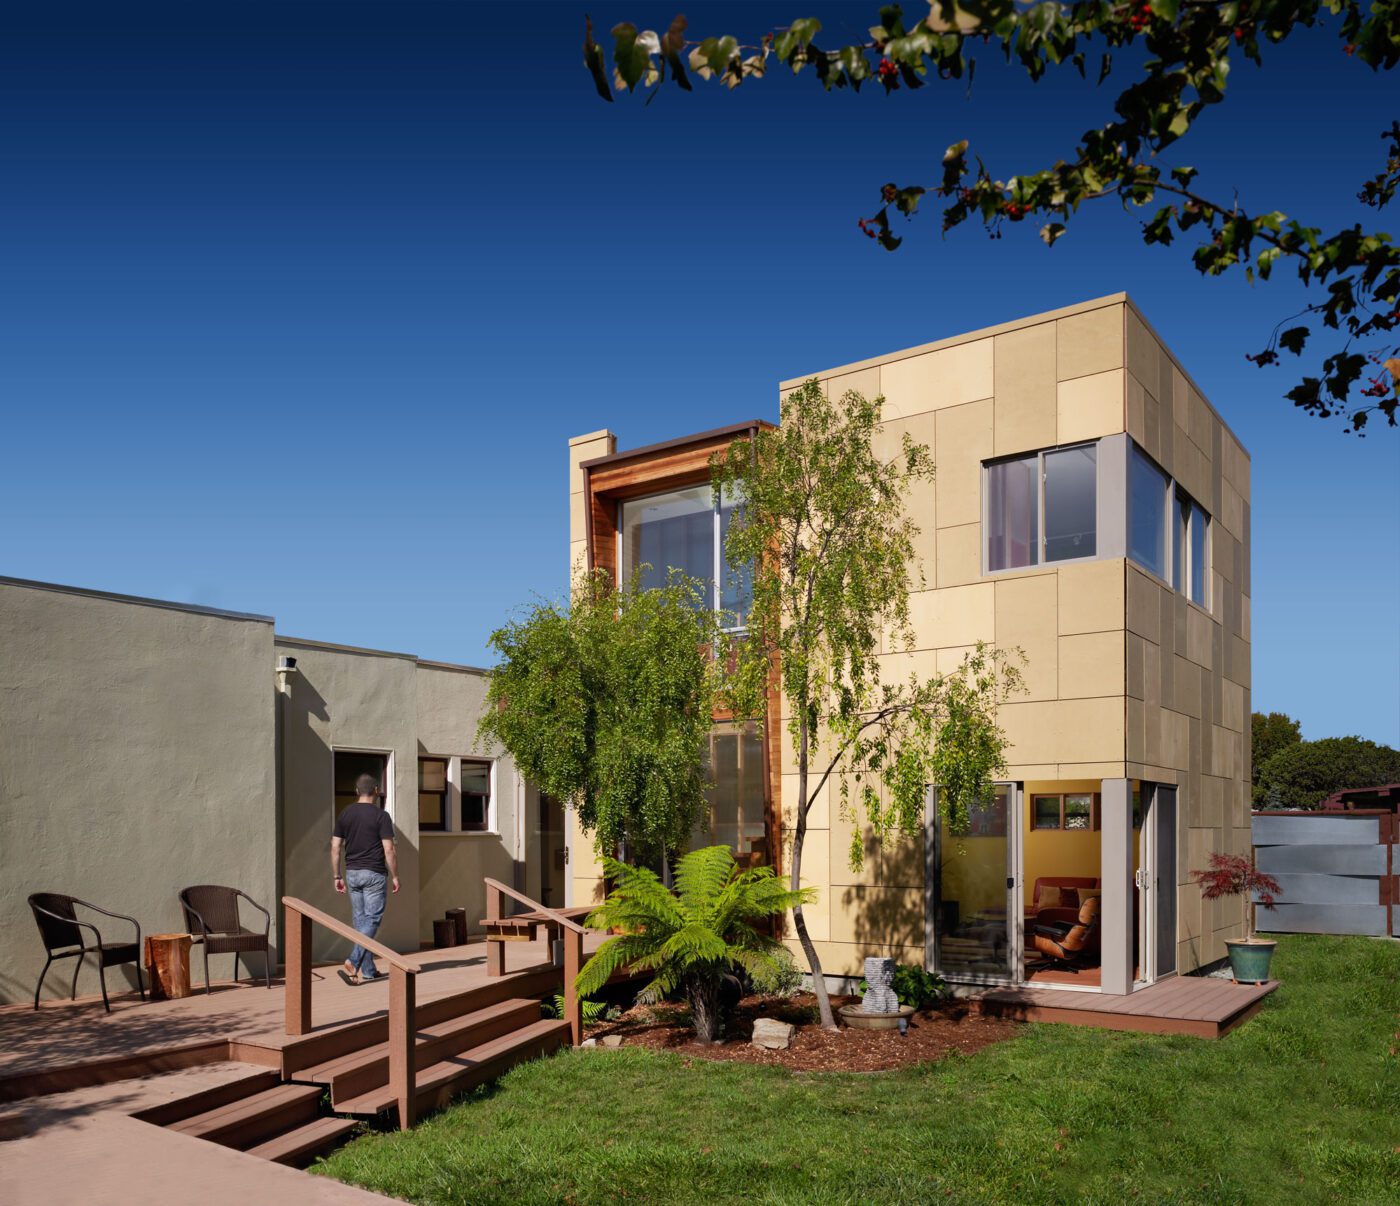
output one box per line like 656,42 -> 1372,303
985,444 -> 1097,571
459,759 -> 492,832
1173,488 -> 1210,608
620,484 -> 751,627
690,722 -> 767,858
418,758 -> 448,832
1043,445 -> 1097,562
1128,445 -> 1170,580
986,455 -> 1039,571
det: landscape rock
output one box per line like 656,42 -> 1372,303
751,1017 -> 795,1050
600,1034 -> 625,1048
580,1038 -> 598,1048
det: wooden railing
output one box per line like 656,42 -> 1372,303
482,878 -> 586,1045
282,896 -> 423,1128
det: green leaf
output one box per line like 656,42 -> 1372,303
583,16 -> 613,102
1040,221 -> 1067,246
1279,327 -> 1309,355
611,23 -> 652,91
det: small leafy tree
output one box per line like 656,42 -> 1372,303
714,380 -> 1022,1030
478,568 -> 729,866
575,845 -> 812,1043
1251,710 -> 1303,797
1191,852 -> 1282,942
1255,735 -> 1400,809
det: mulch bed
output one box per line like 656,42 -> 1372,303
583,992 -> 1022,1073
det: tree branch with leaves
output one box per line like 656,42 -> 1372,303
586,3 -> 1400,431
713,380 -> 1023,1031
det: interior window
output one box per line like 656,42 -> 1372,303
1063,794 -> 1093,830
1032,796 -> 1061,830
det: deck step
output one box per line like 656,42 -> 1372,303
300,998 -> 542,1106
245,1115 -> 361,1166
271,965 -> 563,1075
335,1018 -> 570,1120
131,1067 -> 282,1127
168,1083 -> 323,1150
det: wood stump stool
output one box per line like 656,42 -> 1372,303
445,908 -> 468,946
144,933 -> 193,1000
432,919 -> 456,950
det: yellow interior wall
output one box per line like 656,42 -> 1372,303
1021,779 -> 1103,910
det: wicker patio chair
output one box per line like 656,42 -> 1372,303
178,884 -> 273,993
28,893 -> 145,1012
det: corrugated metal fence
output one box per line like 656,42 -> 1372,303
1251,810 -> 1397,937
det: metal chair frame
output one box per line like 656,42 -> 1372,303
179,885 -> 273,993
28,893 -> 146,1012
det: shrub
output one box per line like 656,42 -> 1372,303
858,962 -> 945,1009
575,845 -> 813,1043
1255,736 -> 1400,809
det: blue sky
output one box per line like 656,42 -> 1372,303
2,2 -> 1396,744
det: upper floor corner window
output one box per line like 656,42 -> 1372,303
1128,444 -> 1170,580
619,483 -> 751,628
985,443 -> 1097,572
1173,488 -> 1211,608
1130,440 -> 1213,606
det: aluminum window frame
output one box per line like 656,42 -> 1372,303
617,482 -> 750,632
982,440 -> 1101,576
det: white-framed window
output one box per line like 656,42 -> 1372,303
618,483 -> 751,629
420,755 -> 497,835
985,443 -> 1098,572
332,748 -> 395,824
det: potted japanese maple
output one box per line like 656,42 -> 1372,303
1190,852 -> 1283,984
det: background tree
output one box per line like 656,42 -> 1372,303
1251,710 -> 1303,799
479,568 -> 729,866
586,5 -> 1400,431
576,845 -> 810,1042
713,380 -> 1022,1030
1255,734 -> 1400,807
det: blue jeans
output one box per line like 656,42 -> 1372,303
346,868 -> 388,979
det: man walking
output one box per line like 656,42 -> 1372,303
330,773 -> 400,984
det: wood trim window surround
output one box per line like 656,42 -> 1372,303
580,420 -> 781,875
1031,793 -> 1101,831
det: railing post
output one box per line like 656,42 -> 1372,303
389,964 -> 416,1129
485,881 -> 505,978
563,927 -> 583,1046
285,903 -> 312,1036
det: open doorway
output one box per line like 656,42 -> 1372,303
333,749 -> 392,821
538,794 -> 567,909
1021,781 -> 1104,988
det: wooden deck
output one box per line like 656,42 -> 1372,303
0,931 -> 603,1097
0,932 -> 607,1204
971,975 -> 1278,1037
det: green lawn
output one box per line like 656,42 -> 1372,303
315,935 -> 1400,1205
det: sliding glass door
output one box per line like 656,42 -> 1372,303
932,783 -> 1020,983
1136,783 -> 1179,985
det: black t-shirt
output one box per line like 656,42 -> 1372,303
334,803 -> 394,873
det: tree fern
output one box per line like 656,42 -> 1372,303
576,845 -> 813,1042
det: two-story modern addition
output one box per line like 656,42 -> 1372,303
567,294 -> 1252,999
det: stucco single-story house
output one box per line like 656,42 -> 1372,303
0,575 -> 561,1005
567,293 -> 1253,999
